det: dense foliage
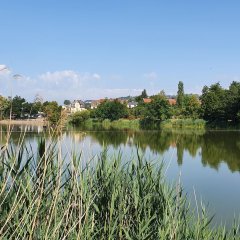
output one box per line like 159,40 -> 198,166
0,96 -> 10,119
43,101 -> 62,125
201,81 -> 240,124
177,81 -> 184,108
0,96 -> 62,124
63,99 -> 71,105
69,110 -> 90,124
93,100 -> 128,121
144,95 -> 172,121
182,95 -> 201,119
5,96 -> 28,118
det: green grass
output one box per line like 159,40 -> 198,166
97,118 -> 140,130
69,117 -> 207,131
161,118 -> 206,129
0,132 -> 239,239
68,118 -> 140,130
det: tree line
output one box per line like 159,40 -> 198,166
0,95 -> 62,125
70,81 -> 240,128
95,81 -> 240,124
1,80 -> 240,127
73,81 -> 201,124
201,81 -> 240,124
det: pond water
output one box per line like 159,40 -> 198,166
1,124 -> 240,227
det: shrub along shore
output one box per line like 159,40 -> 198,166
0,132 -> 239,239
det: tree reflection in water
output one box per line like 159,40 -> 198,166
1,125 -> 240,172
86,129 -> 240,172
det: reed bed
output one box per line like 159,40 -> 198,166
0,130 -> 239,239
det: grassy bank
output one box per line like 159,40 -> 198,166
102,118 -> 140,130
161,118 -> 206,129
0,133 -> 239,239
69,118 -> 207,131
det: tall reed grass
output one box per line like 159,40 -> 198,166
0,128 -> 239,239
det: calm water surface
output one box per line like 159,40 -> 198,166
1,124 -> 240,226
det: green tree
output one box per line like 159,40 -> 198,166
95,100 -> 128,121
135,89 -> 148,102
144,95 -> 172,121
182,95 -> 201,119
5,96 -> 26,118
43,101 -> 62,125
226,81 -> 240,123
70,110 -> 90,125
32,101 -> 43,114
64,99 -> 71,105
141,89 -> 148,98
200,83 -> 228,122
132,103 -> 147,118
0,96 -> 10,119
177,81 -> 184,108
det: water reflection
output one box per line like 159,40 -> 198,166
85,129 -> 240,172
1,124 -> 240,173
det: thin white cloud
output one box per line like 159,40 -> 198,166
0,64 -> 10,75
39,70 -> 82,86
0,69 -> 103,101
38,70 -> 101,90
92,73 -> 101,80
0,67 -> 142,102
144,71 -> 158,80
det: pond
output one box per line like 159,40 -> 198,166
0,124 -> 240,227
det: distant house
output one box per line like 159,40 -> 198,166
70,100 -> 86,113
84,100 -> 93,104
143,98 -> 176,105
84,100 -> 93,109
127,101 -> 138,108
168,98 -> 177,105
91,99 -> 106,109
143,98 -> 152,103
36,111 -> 45,118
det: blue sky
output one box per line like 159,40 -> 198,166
1,1 -> 240,103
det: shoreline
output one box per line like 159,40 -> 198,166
0,119 -> 47,126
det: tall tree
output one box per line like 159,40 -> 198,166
177,81 -> 184,108
141,89 -> 148,98
135,89 -> 148,102
200,83 -> 228,122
